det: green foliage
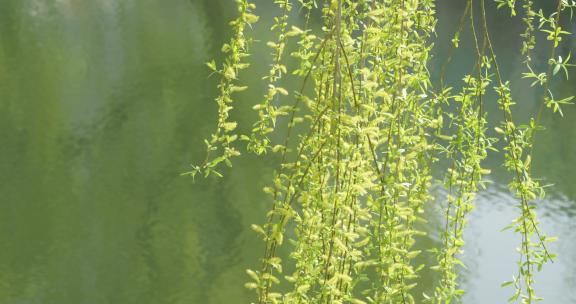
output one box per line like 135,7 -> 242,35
189,0 -> 575,303
246,0 -> 293,155
182,0 -> 258,179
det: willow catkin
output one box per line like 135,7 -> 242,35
189,0 -> 576,303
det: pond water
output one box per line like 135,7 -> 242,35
0,0 -> 574,303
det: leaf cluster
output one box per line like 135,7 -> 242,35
189,0 -> 574,303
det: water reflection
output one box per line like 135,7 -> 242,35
0,0 -> 263,302
462,185 -> 576,304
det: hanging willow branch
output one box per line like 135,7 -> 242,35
189,0 -> 575,303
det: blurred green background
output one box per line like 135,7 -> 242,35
0,0 -> 574,303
